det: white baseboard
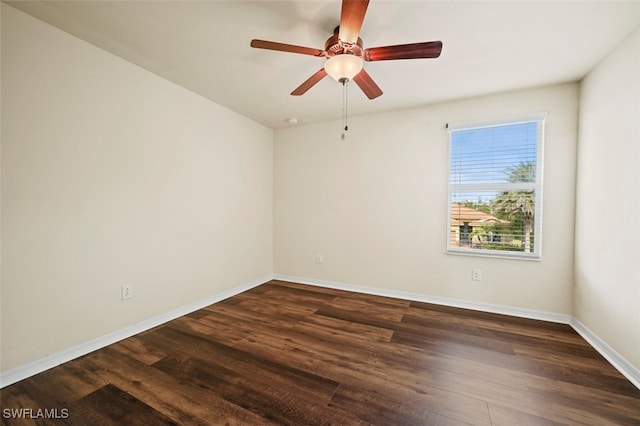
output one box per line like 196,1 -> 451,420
570,318 -> 640,390
4,274 -> 638,392
0,275 -> 273,389
274,274 -> 572,324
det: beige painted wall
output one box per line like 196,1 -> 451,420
575,28 -> 640,370
1,4 -> 273,372
275,84 -> 578,314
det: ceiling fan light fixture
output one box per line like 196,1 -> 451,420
251,0 -> 441,99
324,54 -> 363,82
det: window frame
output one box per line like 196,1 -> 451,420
446,113 -> 546,260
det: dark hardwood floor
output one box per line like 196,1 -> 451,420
2,280 -> 639,425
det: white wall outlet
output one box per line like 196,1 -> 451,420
121,284 -> 133,300
316,254 -> 323,264
472,268 -> 482,281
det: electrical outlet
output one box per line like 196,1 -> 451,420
121,284 -> 133,300
472,269 -> 482,281
316,254 -> 323,264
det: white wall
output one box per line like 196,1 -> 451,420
275,84 -> 578,315
575,28 -> 640,371
1,4 -> 273,373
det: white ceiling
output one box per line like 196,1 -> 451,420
6,0 -> 640,129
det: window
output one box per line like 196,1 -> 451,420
447,114 -> 546,259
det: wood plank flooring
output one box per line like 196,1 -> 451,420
2,280 -> 639,425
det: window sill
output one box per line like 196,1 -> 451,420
446,248 -> 542,261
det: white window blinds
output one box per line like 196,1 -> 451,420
447,114 -> 546,258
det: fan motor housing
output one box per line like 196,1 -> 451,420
324,32 -> 364,57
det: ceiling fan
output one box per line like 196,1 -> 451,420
250,0 -> 442,100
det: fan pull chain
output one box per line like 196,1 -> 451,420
341,79 -> 349,140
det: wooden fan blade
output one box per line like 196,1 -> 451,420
251,39 -> 324,57
291,69 -> 328,96
352,69 -> 382,99
338,0 -> 370,44
364,41 -> 443,61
